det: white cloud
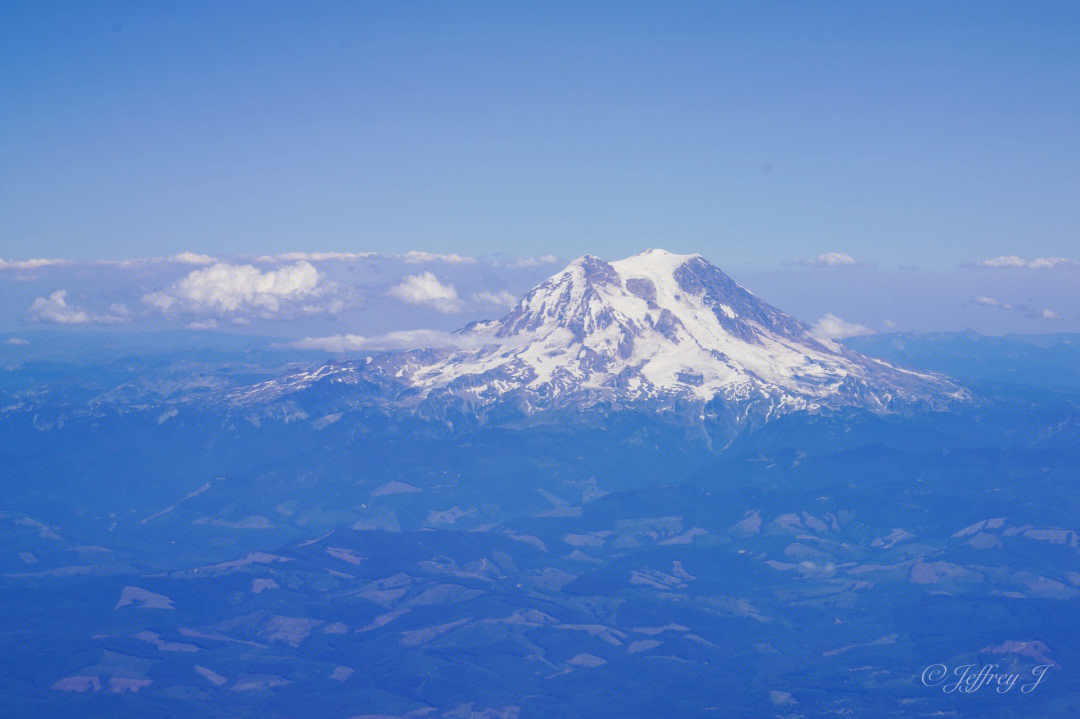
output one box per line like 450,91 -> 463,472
786,252 -> 863,267
399,251 -> 476,264
250,251 -> 541,266
2,252 -> 218,271
186,319 -> 219,330
29,291 -> 89,324
0,257 -> 70,270
170,252 -> 217,265
247,250 -> 476,264
111,252 -> 218,268
0,250 -> 490,271
511,254 -> 560,267
386,272 -> 462,313
101,252 -> 219,269
473,290 -> 518,308
810,313 -> 874,340
142,261 -> 337,318
4,337 -> 30,346
882,318 -> 898,329
970,256 -> 1078,269
973,296 -> 1008,308
972,296 -> 1064,321
106,303 -> 132,321
27,290 -> 129,325
251,251 -> 376,263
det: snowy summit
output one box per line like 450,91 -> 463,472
239,250 -> 965,428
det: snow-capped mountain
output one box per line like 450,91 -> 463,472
232,250 -> 965,425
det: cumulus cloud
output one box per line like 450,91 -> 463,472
169,252 -> 217,265
968,256 -> 1078,269
810,313 -> 874,340
107,303 -> 132,320
386,272 -> 462,313
28,291 -> 88,324
473,290 -> 518,308
785,252 -> 866,267
27,290 -> 129,324
142,261 -> 342,319
974,296 -> 1009,308
972,296 -> 1063,321
4,337 -> 30,346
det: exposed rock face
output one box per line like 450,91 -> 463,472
229,250 -> 965,434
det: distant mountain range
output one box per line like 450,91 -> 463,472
4,258 -> 1080,719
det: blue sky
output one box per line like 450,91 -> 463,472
2,1 -> 1078,337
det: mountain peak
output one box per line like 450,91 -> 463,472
622,247 -> 702,263
389,251 -> 965,418
565,249 -> 703,278
562,254 -> 621,287
240,251 -> 966,433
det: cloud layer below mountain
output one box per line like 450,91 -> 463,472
2,250 -> 1077,338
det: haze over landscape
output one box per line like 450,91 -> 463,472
3,2 -> 1080,337
3,2 -> 1080,718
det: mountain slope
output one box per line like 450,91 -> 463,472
232,250 -> 965,426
